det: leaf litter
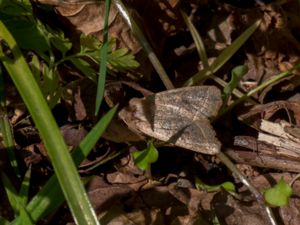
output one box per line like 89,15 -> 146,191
3,0 -> 300,224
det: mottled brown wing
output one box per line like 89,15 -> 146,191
151,86 -> 222,119
119,86 -> 222,155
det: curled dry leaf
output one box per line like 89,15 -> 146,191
34,0 -> 141,53
239,100 -> 300,130
119,86 -> 222,155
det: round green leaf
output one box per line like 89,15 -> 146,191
133,141 -> 159,171
264,178 -> 293,207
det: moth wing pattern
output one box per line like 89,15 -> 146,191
119,86 -> 222,155
151,86 -> 222,119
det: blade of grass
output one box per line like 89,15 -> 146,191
0,69 -> 20,178
181,10 -> 209,69
1,172 -> 22,215
0,21 -> 98,225
222,64 -> 300,116
18,206 -> 34,225
181,10 -> 252,101
185,19 -> 261,86
113,0 -> 174,90
1,172 -> 33,224
19,166 -> 31,206
11,106 -> 117,225
95,0 -> 111,115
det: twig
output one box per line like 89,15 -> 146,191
217,152 -> 277,225
113,0 -> 174,90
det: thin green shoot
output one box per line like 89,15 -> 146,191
95,0 -> 111,115
181,10 -> 209,70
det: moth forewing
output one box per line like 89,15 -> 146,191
119,86 -> 222,155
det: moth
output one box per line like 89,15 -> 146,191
119,86 -> 222,155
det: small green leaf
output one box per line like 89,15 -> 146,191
49,32 -> 72,57
107,48 -> 140,72
264,178 -> 293,207
133,141 -> 159,171
70,58 -> 97,82
80,35 -> 102,52
195,177 -> 236,193
223,65 -> 248,103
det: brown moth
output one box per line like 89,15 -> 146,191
119,86 -> 222,155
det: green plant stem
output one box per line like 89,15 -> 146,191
0,21 -> 99,225
54,52 -> 93,67
113,0 -> 174,90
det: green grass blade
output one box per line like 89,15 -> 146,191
229,65 -> 300,110
219,63 -> 300,116
95,0 -> 111,115
11,106 -> 117,225
181,10 -> 209,69
0,70 -> 20,178
18,206 -> 34,225
0,21 -> 98,225
185,20 -> 261,86
1,172 -> 21,215
210,20 -> 261,73
1,172 -> 34,224
19,167 -> 31,206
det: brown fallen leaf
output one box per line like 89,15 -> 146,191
119,86 -> 222,155
239,101 -> 300,130
213,190 -> 270,225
